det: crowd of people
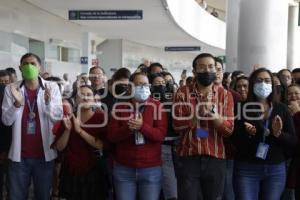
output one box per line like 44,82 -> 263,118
0,52 -> 299,200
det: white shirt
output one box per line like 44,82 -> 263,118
63,79 -> 72,96
1,78 -> 63,162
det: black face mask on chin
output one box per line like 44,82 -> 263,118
151,85 -> 166,101
115,84 -> 128,96
196,72 -> 216,87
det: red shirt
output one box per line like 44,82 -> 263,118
107,98 -> 167,168
54,111 -> 107,175
173,83 -> 234,159
21,88 -> 44,158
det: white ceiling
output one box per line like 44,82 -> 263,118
24,0 -> 225,55
204,0 -> 299,13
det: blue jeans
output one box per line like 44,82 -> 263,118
8,158 -> 54,200
161,145 -> 177,199
234,161 -> 286,200
223,160 -> 235,200
113,164 -> 162,200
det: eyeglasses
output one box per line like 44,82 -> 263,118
135,83 -> 151,88
255,78 -> 272,84
195,64 -> 216,73
153,80 -> 166,86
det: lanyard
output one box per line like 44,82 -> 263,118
262,107 -> 273,142
194,88 -> 216,130
24,87 -> 39,120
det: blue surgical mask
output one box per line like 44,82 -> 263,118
134,86 -> 151,102
254,82 -> 272,99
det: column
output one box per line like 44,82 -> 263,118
81,32 -> 92,73
237,0 -> 289,75
225,0 -> 240,72
287,6 -> 299,69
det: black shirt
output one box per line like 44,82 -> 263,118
0,84 -> 12,152
233,102 -> 297,164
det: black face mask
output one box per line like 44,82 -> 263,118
165,81 -> 174,93
151,85 -> 166,101
115,84 -> 128,96
196,72 -> 216,87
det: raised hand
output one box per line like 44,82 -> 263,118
288,101 -> 300,116
244,122 -> 256,136
63,117 -> 72,131
44,84 -> 51,104
272,115 -> 283,138
10,84 -> 23,107
72,114 -> 82,134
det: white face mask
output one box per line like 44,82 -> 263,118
254,82 -> 272,99
134,86 -> 151,102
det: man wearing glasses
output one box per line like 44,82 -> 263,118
173,53 -> 234,200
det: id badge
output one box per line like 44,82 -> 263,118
27,120 -> 36,135
256,143 -> 269,160
195,128 -> 209,138
135,132 -> 145,145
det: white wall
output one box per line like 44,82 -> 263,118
45,59 -> 82,84
96,39 -> 123,78
123,40 -> 197,82
96,39 -> 197,82
0,0 -> 82,82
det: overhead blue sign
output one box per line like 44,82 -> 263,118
164,46 -> 201,52
80,57 -> 88,64
69,10 -> 143,20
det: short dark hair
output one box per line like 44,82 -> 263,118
231,70 -> 244,79
186,76 -> 194,85
278,69 -> 291,75
161,71 -> 175,83
46,76 -> 63,91
215,57 -> 223,69
234,76 -> 249,91
112,68 -> 131,82
5,67 -> 16,75
129,72 -> 148,82
45,76 -> 62,82
149,62 -> 163,72
20,53 -> 42,65
192,53 -> 216,70
0,70 -> 10,78
292,68 -> 300,73
148,73 -> 164,84
277,69 -> 292,85
89,66 -> 105,75
247,68 -> 275,103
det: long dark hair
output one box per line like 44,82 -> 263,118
247,68 -> 275,103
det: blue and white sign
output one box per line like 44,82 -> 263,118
164,46 -> 201,52
69,10 -> 143,20
80,57 -> 88,64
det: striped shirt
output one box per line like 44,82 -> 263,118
173,83 -> 234,159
